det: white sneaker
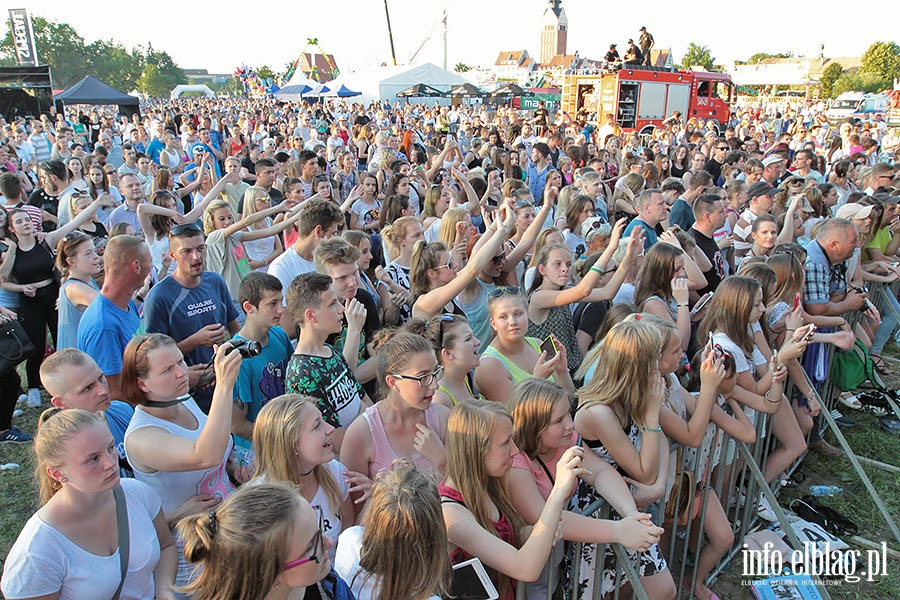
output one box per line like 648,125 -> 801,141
757,493 -> 777,522
26,388 -> 42,408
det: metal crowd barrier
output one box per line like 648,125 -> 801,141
517,283 -> 900,600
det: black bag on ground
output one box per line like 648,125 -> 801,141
790,495 -> 858,537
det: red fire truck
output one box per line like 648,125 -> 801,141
561,67 -> 735,134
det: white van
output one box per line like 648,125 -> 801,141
825,92 -> 888,123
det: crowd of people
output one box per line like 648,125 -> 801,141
0,88 -> 899,600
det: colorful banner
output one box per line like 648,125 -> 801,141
8,9 -> 39,66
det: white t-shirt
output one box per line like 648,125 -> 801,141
252,459 -> 350,563
334,526 -> 439,600
1,479 -> 162,600
269,248 -> 316,305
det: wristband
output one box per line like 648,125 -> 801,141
639,424 -> 662,433
590,266 -> 605,276
677,303 -> 688,307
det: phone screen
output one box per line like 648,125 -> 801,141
540,336 -> 558,360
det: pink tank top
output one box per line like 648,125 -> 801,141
363,403 -> 445,479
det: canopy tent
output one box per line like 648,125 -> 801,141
275,84 -> 313,101
325,63 -> 467,106
55,75 -> 139,117
444,82 -> 488,98
302,83 -> 331,98
322,84 -> 361,98
491,82 -> 534,97
283,71 -> 318,89
396,83 -> 445,98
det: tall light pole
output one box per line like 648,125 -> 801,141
383,0 -> 397,66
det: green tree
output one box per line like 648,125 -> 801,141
0,16 -> 88,87
819,62 -> 843,98
744,52 -> 793,65
88,40 -> 143,92
832,71 -> 887,96
859,41 -> 900,85
454,62 -> 471,73
680,43 -> 715,71
256,65 -> 275,80
136,46 -> 186,97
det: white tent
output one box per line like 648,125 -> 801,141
327,63 -> 468,106
283,71 -> 318,89
170,84 -> 216,99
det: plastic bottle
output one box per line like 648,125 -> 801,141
809,485 -> 843,497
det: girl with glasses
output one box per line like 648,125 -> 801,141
341,330 -> 451,507
251,395 -> 372,564
179,482 -> 349,600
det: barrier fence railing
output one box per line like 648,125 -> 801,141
518,283 -> 900,600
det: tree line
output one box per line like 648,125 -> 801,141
0,16 -> 186,97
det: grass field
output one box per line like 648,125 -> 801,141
2,347 -> 900,599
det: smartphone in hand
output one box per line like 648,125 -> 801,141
540,335 -> 558,360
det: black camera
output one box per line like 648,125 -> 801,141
224,339 -> 261,358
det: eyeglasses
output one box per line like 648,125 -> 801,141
282,506 -> 323,571
169,222 -> 202,237
392,365 -> 444,387
716,146 -> 729,151
489,285 -> 520,299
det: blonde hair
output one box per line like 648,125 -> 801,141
446,400 -> 523,599
178,482 -> 305,600
509,378 -> 571,459
577,318 -> 663,429
382,216 -> 420,253
437,207 -> 468,249
359,464 -> 450,600
239,185 -> 270,220
203,198 -> 233,235
251,395 -> 343,516
34,408 -> 107,504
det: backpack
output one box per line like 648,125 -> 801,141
829,339 -> 883,392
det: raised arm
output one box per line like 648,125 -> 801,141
45,194 -> 118,248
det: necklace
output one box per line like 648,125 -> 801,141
143,395 -> 189,409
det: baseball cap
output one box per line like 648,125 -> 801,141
835,203 -> 874,220
748,182 -> 776,199
762,155 -> 785,168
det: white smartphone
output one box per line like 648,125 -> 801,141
450,558 -> 499,600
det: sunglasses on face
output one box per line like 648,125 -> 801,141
282,506 -> 324,571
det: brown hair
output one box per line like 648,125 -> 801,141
34,408 -> 107,504
120,333 -> 180,405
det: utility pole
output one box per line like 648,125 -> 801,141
442,10 -> 448,70
383,0 -> 397,66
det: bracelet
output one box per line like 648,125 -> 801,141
590,265 -> 605,276
764,391 -> 780,403
639,424 -> 662,433
786,328 -> 796,333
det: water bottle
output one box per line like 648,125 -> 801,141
809,485 -> 843,497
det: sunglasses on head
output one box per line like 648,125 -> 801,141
169,222 -> 202,237
489,285 -> 520,299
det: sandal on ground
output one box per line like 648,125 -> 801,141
870,355 -> 889,375
837,393 -> 863,410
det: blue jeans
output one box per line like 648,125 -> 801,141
871,287 -> 900,355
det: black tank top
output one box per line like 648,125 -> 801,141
12,241 -> 55,285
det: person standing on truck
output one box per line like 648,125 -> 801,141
605,44 -> 620,63
639,27 -> 655,66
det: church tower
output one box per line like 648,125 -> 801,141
539,0 -> 568,63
